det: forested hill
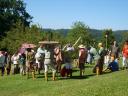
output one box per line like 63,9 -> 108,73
90,29 -> 128,41
43,28 -> 128,41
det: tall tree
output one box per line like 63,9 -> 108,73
0,22 -> 43,54
67,21 -> 92,46
101,29 -> 115,50
0,0 -> 32,37
41,29 -> 66,44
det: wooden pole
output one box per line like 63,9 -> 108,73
73,36 -> 81,47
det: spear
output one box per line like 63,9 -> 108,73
62,36 -> 81,51
72,36 -> 81,47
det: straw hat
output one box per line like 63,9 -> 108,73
78,44 -> 85,48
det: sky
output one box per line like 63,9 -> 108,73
24,0 -> 128,30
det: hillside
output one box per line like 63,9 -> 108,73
43,28 -> 128,42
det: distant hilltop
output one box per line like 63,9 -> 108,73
43,28 -> 128,42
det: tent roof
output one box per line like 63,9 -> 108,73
38,41 -> 59,44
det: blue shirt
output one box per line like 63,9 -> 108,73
108,61 -> 119,71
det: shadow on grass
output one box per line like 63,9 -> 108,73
57,73 -> 96,80
58,71 -> 115,80
72,69 -> 79,72
35,69 -> 115,80
102,71 -> 112,75
85,65 -> 94,68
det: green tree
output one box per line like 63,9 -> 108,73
0,22 -> 43,54
122,32 -> 128,41
101,29 -> 115,50
41,29 -> 66,45
119,32 -> 128,48
67,21 -> 92,46
0,0 -> 32,37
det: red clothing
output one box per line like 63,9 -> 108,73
122,45 -> 128,58
79,48 -> 87,63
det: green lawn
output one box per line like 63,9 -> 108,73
0,65 -> 128,96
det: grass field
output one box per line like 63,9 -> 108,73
0,65 -> 128,96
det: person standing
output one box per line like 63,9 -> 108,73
35,45 -> 45,74
44,45 -> 56,81
110,40 -> 120,63
54,46 -> 62,73
103,51 -> 111,71
78,44 -> 87,77
19,53 -> 26,75
0,51 -> 5,76
87,46 -> 93,64
25,48 -> 35,79
122,40 -> 128,69
5,52 -> 12,75
11,52 -> 19,74
93,43 -> 105,75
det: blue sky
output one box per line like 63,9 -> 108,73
24,0 -> 128,30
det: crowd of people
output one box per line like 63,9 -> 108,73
0,40 -> 128,81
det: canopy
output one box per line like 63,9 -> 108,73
38,41 -> 59,45
21,43 -> 36,48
